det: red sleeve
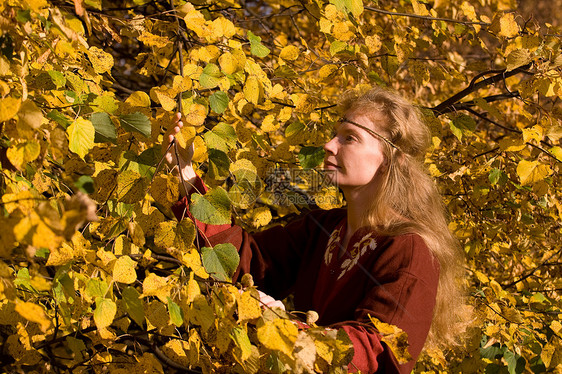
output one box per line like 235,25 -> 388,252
171,176 -> 343,297
171,176 -> 233,242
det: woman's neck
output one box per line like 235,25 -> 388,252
341,185 -> 374,235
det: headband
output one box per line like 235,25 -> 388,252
340,117 -> 402,152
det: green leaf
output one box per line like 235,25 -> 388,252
91,112 -> 117,143
209,91 -> 229,114
47,110 -> 72,128
47,70 -> 66,88
330,0 -> 363,17
285,121 -> 305,138
190,187 -> 232,225
94,297 -> 117,329
248,31 -> 270,58
298,146 -> 325,169
201,243 -> 240,281
449,114 -> 476,141
199,63 -> 221,89
504,350 -> 526,374
274,65 -> 298,78
86,278 -> 109,299
480,343 -> 506,359
167,297 -> 184,327
204,123 -> 237,152
231,326 -> 252,361
67,117 -> 95,159
122,286 -> 145,327
14,268 -> 32,291
207,149 -> 231,180
75,175 -> 95,194
330,41 -> 347,56
120,112 -> 151,138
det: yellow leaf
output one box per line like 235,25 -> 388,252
368,315 -> 412,364
175,124 -> 196,150
17,100 -> 44,129
238,288 -> 262,321
172,75 -> 192,93
192,135 -> 208,163
87,46 -> 114,74
67,117 -> 95,159
498,136 -> 526,152
333,21 -> 353,42
0,97 -> 21,123
249,207 -> 272,228
365,35 -> 382,54
23,0 -> 48,13
506,48 -> 531,71
244,76 -> 262,105
461,2 -> 478,21
210,17 -> 236,39
150,173 -> 179,209
184,272 -> 201,303
219,52 -> 237,75
126,91 -> 151,107
516,160 -> 552,186
94,297 -> 117,329
15,302 -> 51,332
161,339 -> 190,366
412,0 -> 429,15
522,125 -> 543,143
113,255 -> 137,284
46,242 -> 75,266
279,45 -> 299,61
256,319 -> 298,357
150,86 -> 176,112
181,248 -> 209,279
116,170 -> 147,204
138,31 -> 172,48
183,6 -> 207,37
183,102 -> 207,126
498,13 -> 519,38
6,140 -> 41,170
142,273 -> 172,303
314,186 -> 343,210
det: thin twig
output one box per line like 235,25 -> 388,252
364,6 -> 491,26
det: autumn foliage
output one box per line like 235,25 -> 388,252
0,0 -> 561,372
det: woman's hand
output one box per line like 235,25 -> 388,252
257,290 -> 286,310
163,113 -> 197,196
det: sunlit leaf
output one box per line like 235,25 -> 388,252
257,319 -> 298,357
67,117 -> 95,158
201,243 -> 239,281
94,297 -> 117,329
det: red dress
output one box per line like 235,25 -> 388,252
172,178 -> 439,373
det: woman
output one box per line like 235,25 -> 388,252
165,86 -> 467,373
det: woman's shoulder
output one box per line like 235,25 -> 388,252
370,231 -> 439,274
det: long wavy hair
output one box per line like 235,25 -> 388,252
340,86 -> 469,349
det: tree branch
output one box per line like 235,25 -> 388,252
364,6 -> 491,26
431,64 -> 533,115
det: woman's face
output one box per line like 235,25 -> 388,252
323,113 -> 387,189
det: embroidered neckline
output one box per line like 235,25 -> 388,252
324,221 -> 377,279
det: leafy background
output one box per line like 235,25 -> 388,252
0,0 -> 561,373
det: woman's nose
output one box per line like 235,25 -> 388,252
324,137 -> 338,154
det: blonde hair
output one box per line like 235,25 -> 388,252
340,86 -> 468,349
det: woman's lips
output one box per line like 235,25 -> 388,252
324,161 -> 339,169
